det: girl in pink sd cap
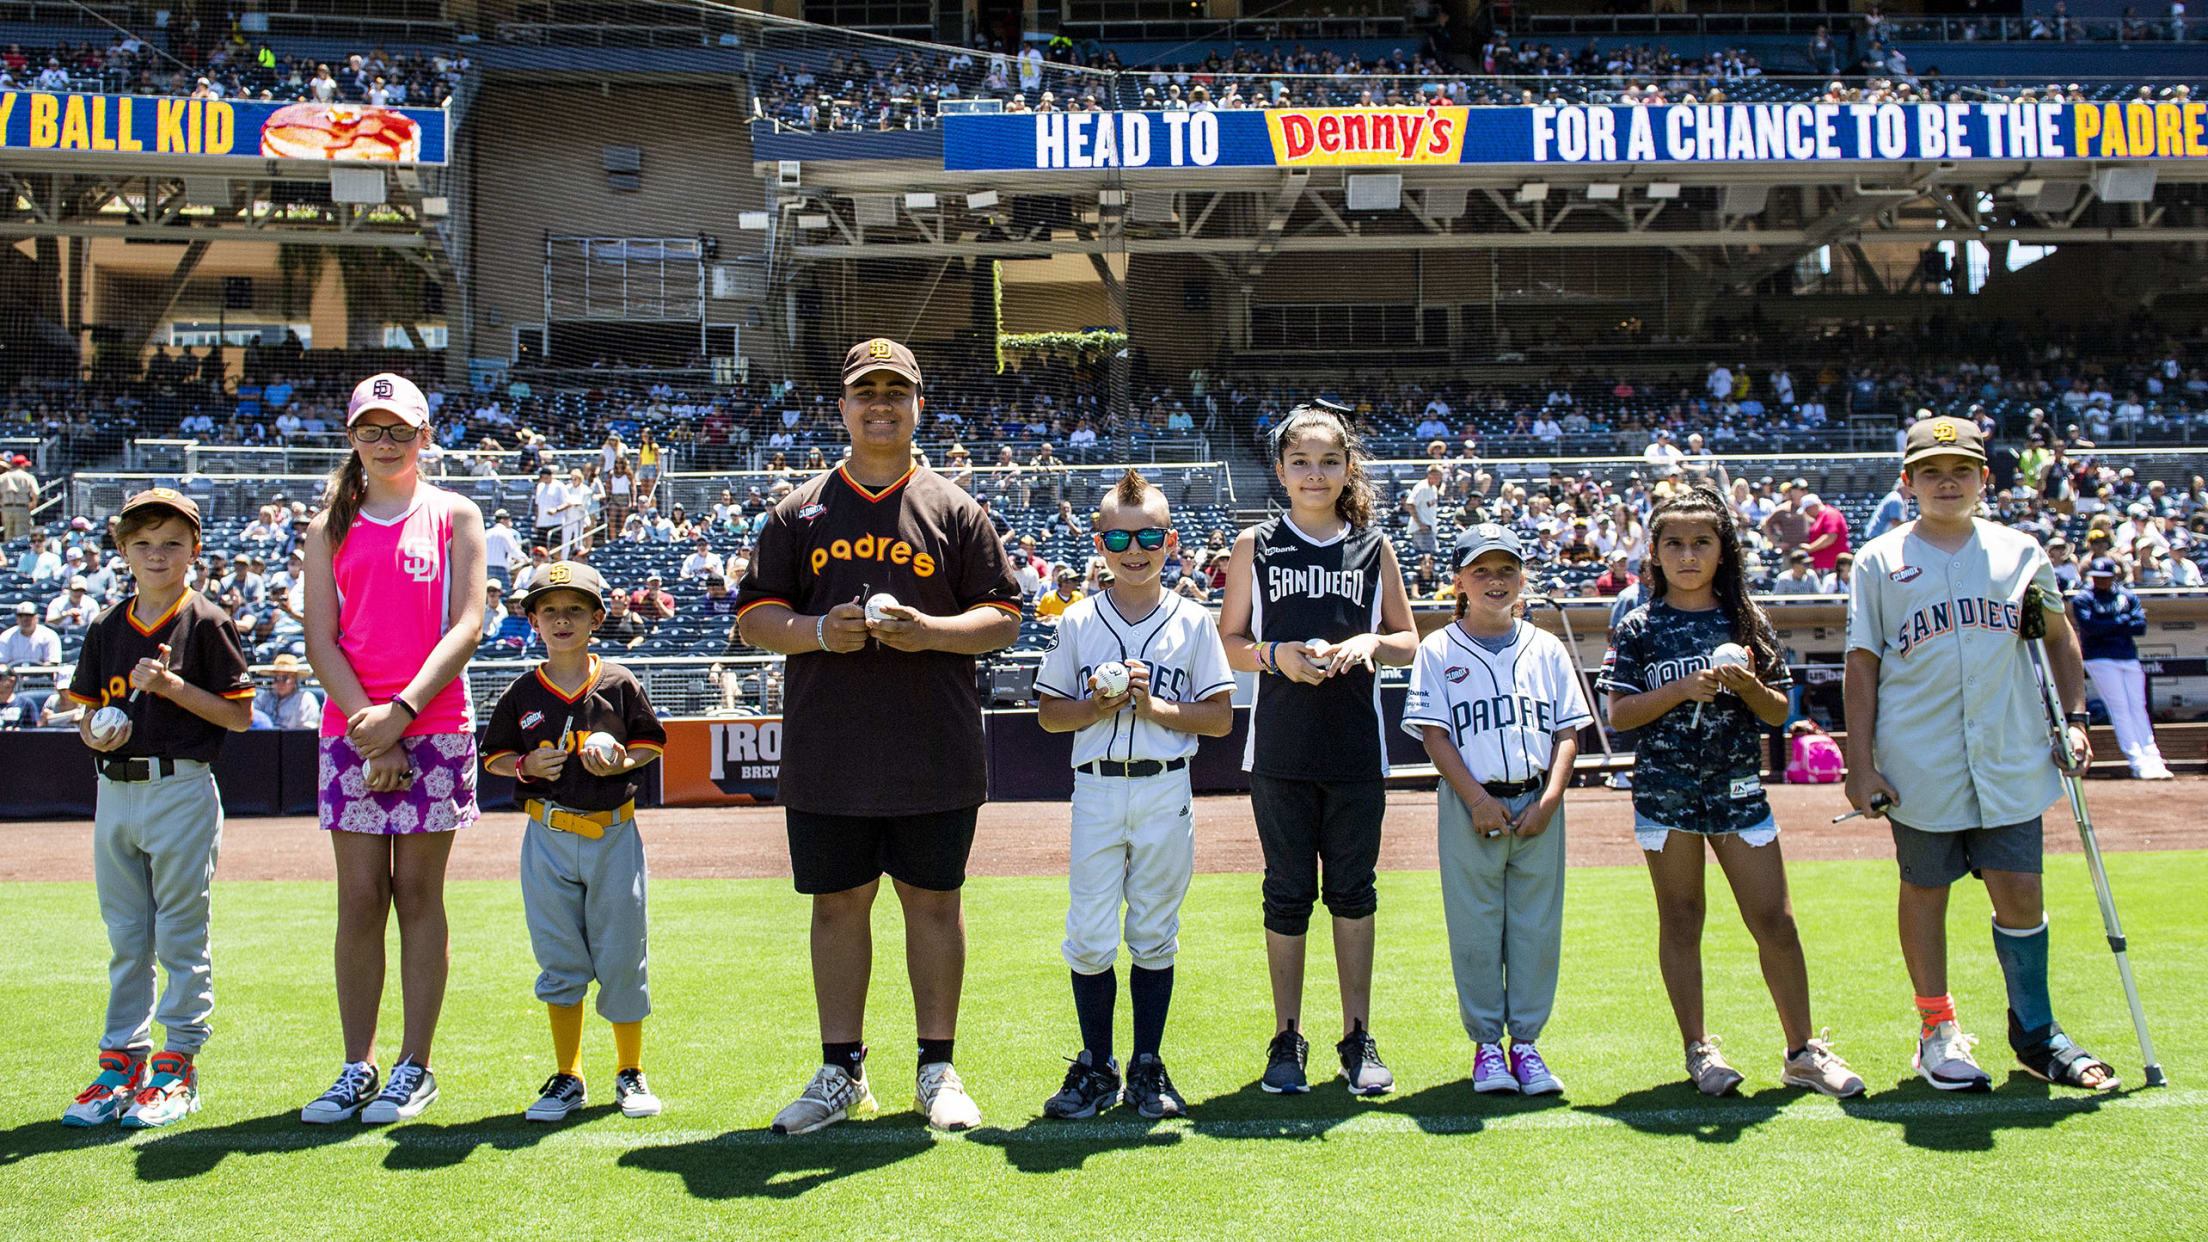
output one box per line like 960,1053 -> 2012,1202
299,372 -> 488,1126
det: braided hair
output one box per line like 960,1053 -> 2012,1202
1645,481 -> 1782,676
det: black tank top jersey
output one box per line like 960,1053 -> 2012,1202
1243,515 -> 1390,780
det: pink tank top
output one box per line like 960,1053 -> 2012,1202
321,484 -> 473,737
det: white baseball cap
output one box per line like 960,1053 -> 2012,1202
347,372 -> 430,428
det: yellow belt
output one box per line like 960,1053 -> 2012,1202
525,799 -> 635,840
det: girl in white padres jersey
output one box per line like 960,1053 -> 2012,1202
1035,471 -> 1235,1121
1221,403 -> 1418,1097
1403,526 -> 1587,1096
1600,485 -> 1863,1099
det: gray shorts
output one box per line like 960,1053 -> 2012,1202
1889,816 -> 2043,888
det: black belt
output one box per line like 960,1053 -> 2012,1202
1481,774 -> 1545,799
1078,757 -> 1188,779
97,756 -> 179,782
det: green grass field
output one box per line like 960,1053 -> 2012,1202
4,851 -> 2203,1241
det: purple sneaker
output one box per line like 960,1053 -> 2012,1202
1472,1042 -> 1518,1094
1510,1043 -> 1563,1095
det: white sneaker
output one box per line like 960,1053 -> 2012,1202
1915,1020 -> 1992,1092
916,1061 -> 981,1131
614,1068 -> 662,1118
772,1064 -> 875,1135
1604,773 -> 1633,790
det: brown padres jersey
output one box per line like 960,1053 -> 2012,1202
67,589 -> 254,763
482,656 -> 667,812
734,462 -> 1021,815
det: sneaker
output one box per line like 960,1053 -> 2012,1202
915,1061 -> 981,1132
1782,1032 -> 1866,1098
524,1072 -> 586,1122
614,1068 -> 662,1118
1686,1038 -> 1744,1097
1472,1042 -> 1519,1094
1605,772 -> 1633,790
1042,1051 -> 1121,1120
119,1053 -> 199,1129
301,1061 -> 379,1124
772,1064 -> 875,1135
1260,1025 -> 1310,1094
1510,1043 -> 1563,1095
1336,1021 -> 1394,1096
62,1051 -> 146,1127
1914,1020 -> 1992,1092
360,1058 -> 438,1123
1123,1053 -> 1186,1120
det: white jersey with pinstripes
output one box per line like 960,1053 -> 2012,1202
1401,619 -> 1592,787
1036,591 -> 1236,768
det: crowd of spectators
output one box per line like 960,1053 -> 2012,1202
0,35 -> 461,106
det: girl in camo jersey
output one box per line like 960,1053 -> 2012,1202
1597,483 -> 1863,1099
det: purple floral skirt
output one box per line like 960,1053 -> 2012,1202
319,733 -> 481,835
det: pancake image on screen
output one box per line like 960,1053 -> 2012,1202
259,104 -> 421,161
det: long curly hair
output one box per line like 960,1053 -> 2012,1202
1271,401 -> 1375,528
1645,482 -> 1781,676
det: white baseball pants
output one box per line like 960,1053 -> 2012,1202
2085,657 -> 2169,777
95,761 -> 222,1055
1063,768 -> 1194,976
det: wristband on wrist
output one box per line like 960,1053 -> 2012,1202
389,694 -> 418,720
2065,711 -> 2090,726
816,614 -> 829,651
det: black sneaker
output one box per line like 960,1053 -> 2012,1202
300,1061 -> 379,1124
360,1058 -> 437,1124
1261,1025 -> 1310,1094
1042,1050 -> 1121,1119
1336,1021 -> 1395,1096
1123,1053 -> 1186,1120
525,1072 -> 586,1123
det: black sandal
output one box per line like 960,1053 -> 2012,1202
2013,1017 -> 2121,1092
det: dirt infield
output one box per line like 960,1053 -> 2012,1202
1,778 -> 2200,884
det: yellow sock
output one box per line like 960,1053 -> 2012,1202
548,1003 -> 585,1079
612,1020 -> 644,1073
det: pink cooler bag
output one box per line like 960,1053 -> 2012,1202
1787,724 -> 1845,784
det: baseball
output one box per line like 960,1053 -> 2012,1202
90,706 -> 128,741
1092,660 -> 1131,698
864,592 -> 900,624
1709,642 -> 1752,670
1305,638 -> 1333,661
583,731 -> 623,763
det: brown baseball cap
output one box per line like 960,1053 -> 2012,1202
1902,415 -> 1987,467
517,560 -> 608,613
119,486 -> 203,531
842,337 -> 923,389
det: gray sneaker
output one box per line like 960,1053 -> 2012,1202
772,1063 -> 875,1135
1123,1053 -> 1186,1120
1042,1051 -> 1121,1119
1261,1025 -> 1309,1094
525,1072 -> 586,1122
360,1059 -> 436,1124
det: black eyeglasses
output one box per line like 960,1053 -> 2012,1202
349,423 -> 421,443
1099,527 -> 1170,552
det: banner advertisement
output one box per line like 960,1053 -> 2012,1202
657,717 -> 782,806
0,92 -> 449,164
945,101 -> 2208,172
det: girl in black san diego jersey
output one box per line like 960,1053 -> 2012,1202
1598,483 -> 1863,1099
1220,403 -> 1418,1096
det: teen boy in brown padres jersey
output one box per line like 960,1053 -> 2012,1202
735,338 -> 1021,1136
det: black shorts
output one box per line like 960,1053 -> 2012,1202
785,804 -> 979,895
1249,774 -> 1386,936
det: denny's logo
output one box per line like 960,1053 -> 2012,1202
811,534 -> 936,577
1266,107 -> 1468,166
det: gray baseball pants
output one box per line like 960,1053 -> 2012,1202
521,810 -> 651,1021
95,761 -> 222,1055
1436,783 -> 1568,1045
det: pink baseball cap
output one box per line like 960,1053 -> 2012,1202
347,372 -> 430,427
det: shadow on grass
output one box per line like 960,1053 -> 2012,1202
616,1117 -> 932,1200
0,1119 -> 135,1169
967,1113 -> 1184,1173
1837,1070 -> 2118,1152
380,1104 -> 624,1171
133,1111 -> 362,1181
1581,1082 -> 1791,1144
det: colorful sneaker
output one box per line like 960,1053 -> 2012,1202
1915,1020 -> 1992,1092
915,1061 -> 981,1131
525,1072 -> 586,1122
1686,1038 -> 1744,1097
1783,1032 -> 1866,1098
1042,1051 -> 1121,1120
1336,1021 -> 1394,1097
360,1058 -> 438,1123
62,1051 -> 146,1127
1123,1053 -> 1186,1121
1260,1025 -> 1310,1094
614,1068 -> 663,1118
1472,1042 -> 1518,1094
1510,1043 -> 1563,1095
772,1064 -> 875,1135
120,1052 -> 199,1129
301,1061 -> 379,1124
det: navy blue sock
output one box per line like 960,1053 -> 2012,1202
1131,965 -> 1174,1060
917,1037 -> 955,1069
822,1042 -> 866,1074
1992,917 -> 2055,1041
1071,968 -> 1116,1064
